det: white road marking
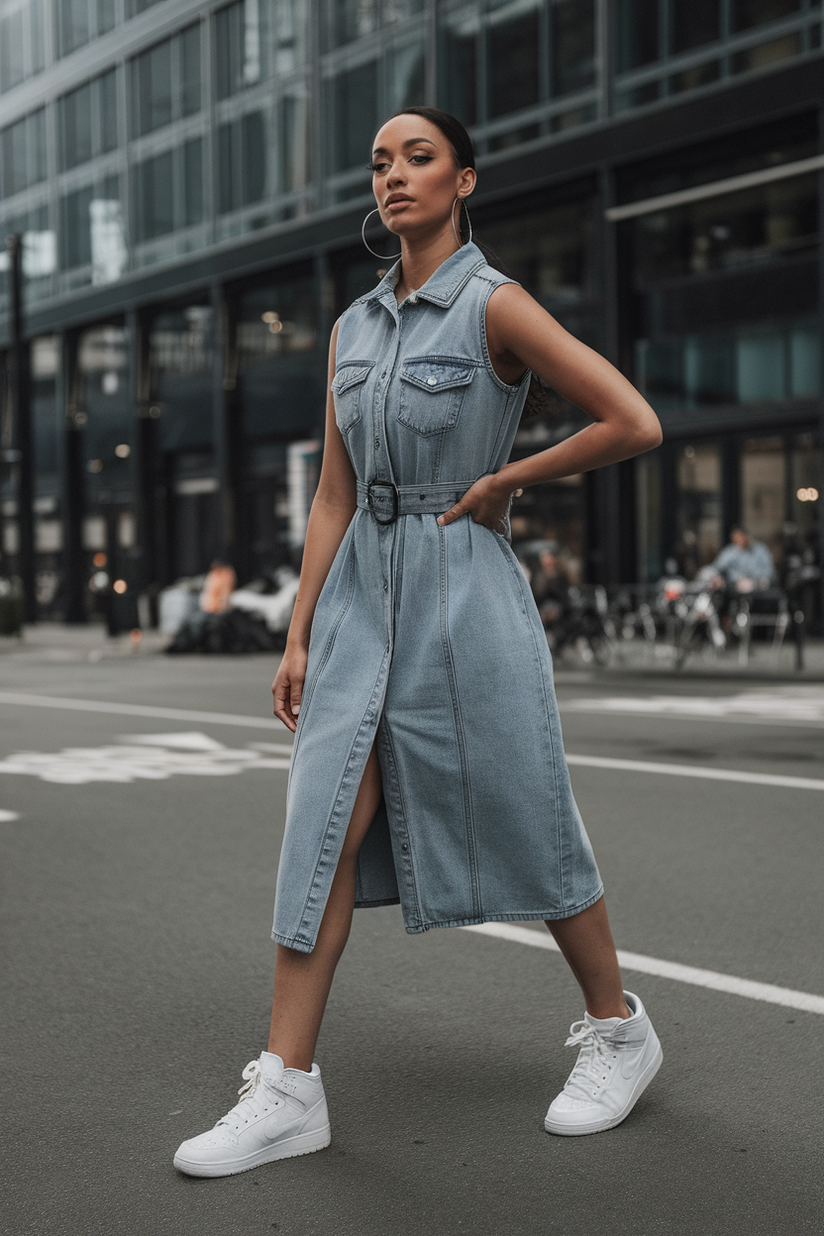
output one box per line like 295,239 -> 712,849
0,733 -> 291,784
0,808 -> 19,821
462,923 -> 824,1015
0,691 -> 285,731
563,688 -> 824,726
566,753 -> 824,791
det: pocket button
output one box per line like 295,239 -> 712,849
427,376 -> 437,386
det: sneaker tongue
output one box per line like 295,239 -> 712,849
260,1051 -> 285,1080
584,1011 -> 624,1033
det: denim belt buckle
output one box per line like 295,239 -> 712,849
367,480 -> 399,525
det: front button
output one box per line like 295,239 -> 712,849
374,438 -> 380,449
382,580 -> 388,591
427,376 -> 437,386
401,843 -> 408,852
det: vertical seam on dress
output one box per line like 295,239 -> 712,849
378,716 -> 422,928
491,532 -> 565,907
438,524 -> 482,920
292,645 -> 391,949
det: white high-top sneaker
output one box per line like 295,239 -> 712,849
173,1052 -> 331,1177
544,991 -> 662,1136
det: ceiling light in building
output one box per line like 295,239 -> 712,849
115,444 -> 131,458
88,459 -> 103,473
113,579 -> 128,594
93,553 -> 107,568
102,372 -> 119,395
262,310 -> 283,333
797,487 -> 819,502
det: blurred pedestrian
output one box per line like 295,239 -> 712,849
174,108 -> 664,1179
709,526 -> 774,593
200,559 -> 237,613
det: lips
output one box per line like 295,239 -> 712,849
386,197 -> 413,208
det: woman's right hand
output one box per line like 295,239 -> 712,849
272,644 -> 309,732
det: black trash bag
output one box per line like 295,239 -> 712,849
165,608 -> 287,655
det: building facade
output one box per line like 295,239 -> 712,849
0,0 -> 822,624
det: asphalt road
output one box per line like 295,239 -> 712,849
1,650 -> 822,1236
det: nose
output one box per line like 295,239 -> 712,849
386,158 -> 407,188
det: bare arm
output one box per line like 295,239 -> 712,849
438,283 -> 663,531
271,320 -> 357,730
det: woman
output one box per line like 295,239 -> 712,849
173,107 -> 664,1178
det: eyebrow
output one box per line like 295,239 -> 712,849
371,137 -> 438,157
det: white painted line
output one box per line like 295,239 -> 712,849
462,923 -> 824,1016
0,808 -> 19,822
566,753 -> 824,792
0,691 -> 286,732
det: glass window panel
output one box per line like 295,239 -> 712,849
741,436 -> 785,555
684,335 -> 735,404
30,0 -> 46,72
241,112 -> 266,205
132,39 -> 173,136
386,41 -> 425,112
789,325 -> 821,397
675,442 -> 722,566
30,108 -> 46,183
616,0 -> 659,70
135,149 -> 174,240
216,0 -> 261,97
671,0 -> 719,52
732,0 -> 800,30
731,31 -> 800,70
149,306 -> 215,453
236,274 -> 322,441
330,61 -> 378,173
669,60 -> 720,93
440,8 -> 478,126
2,116 -> 26,194
60,81 -> 93,169
217,122 -> 236,214
488,9 -> 540,118
638,339 -> 684,409
60,184 -> 94,268
58,0 -> 90,55
100,69 -> 118,152
90,176 -> 128,284
180,23 -> 202,116
323,0 -> 379,50
183,138 -> 203,226
274,0 -> 307,72
736,333 -> 785,400
97,0 -> 114,33
550,0 -> 595,96
0,5 -> 24,91
278,91 -> 310,192
635,176 -> 818,283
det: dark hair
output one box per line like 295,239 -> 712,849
389,106 -> 547,418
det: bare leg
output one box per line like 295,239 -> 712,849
267,745 -> 383,1070
545,897 -> 631,1020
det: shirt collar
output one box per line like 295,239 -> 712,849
356,242 -> 487,310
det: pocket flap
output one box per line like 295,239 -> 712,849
401,358 -> 477,392
332,362 -> 373,394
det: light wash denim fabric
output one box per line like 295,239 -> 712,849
272,242 -> 602,953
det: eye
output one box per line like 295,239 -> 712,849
410,155 -> 432,164
368,161 -> 389,173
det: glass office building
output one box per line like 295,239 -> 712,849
0,0 -> 822,623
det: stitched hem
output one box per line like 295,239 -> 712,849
401,888 -> 604,934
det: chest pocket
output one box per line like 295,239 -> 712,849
331,361 -> 373,433
398,357 -> 477,437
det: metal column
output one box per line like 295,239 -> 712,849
7,234 -> 36,622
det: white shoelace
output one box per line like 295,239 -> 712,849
216,1060 -> 282,1130
561,1020 -> 619,1101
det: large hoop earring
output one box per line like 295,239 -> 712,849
361,208 -> 402,260
452,197 -> 473,247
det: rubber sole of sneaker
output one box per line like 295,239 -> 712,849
543,1041 -> 663,1137
173,1123 -> 332,1177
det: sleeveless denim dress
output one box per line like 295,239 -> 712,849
271,242 -> 602,953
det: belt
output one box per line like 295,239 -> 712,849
356,480 -> 473,526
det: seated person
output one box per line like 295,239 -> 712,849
709,527 -> 774,594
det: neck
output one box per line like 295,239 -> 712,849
395,225 -> 464,301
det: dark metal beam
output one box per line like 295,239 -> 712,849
7,234 -> 36,622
